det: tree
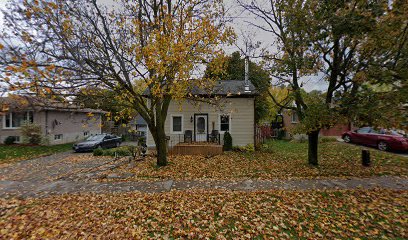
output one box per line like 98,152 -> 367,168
239,0 -> 405,165
75,88 -> 136,125
204,51 -> 271,122
0,0 -> 234,166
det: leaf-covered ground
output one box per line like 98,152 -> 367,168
102,141 -> 407,181
0,144 -> 73,166
0,189 -> 406,239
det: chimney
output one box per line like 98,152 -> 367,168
244,56 -> 250,93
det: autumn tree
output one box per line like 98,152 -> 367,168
239,0 -> 405,165
0,0 -> 234,166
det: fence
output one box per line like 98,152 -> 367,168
255,124 -> 283,146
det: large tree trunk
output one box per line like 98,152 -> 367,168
151,123 -> 168,166
307,130 -> 320,166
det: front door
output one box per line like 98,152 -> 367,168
195,114 -> 208,142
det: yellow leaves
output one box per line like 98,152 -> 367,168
0,189 -> 406,238
46,65 -> 56,71
0,43 -> 4,50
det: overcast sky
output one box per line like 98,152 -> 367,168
0,0 -> 327,91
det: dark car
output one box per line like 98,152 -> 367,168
342,127 -> 408,152
73,134 -> 122,152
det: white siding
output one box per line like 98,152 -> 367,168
147,98 -> 255,147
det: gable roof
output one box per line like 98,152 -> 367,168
0,95 -> 105,114
143,80 -> 258,97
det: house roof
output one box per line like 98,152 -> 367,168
143,80 -> 258,97
0,95 -> 106,114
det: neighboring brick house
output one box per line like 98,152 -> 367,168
282,110 -> 353,137
0,95 -> 104,145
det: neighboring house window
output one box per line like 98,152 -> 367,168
54,134 -> 63,141
219,114 -> 230,132
7,136 -> 21,143
291,112 -> 299,123
171,115 -> 183,134
3,111 -> 33,129
84,131 -> 89,137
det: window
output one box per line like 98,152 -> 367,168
291,112 -> 299,123
196,117 -> 206,134
54,134 -> 63,141
3,111 -> 33,129
7,136 -> 21,143
171,115 -> 183,133
220,114 -> 230,132
357,127 -> 371,134
84,131 -> 89,137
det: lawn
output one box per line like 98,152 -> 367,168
101,141 -> 408,181
0,144 -> 73,165
0,189 -> 406,239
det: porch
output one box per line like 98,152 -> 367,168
167,130 -> 223,155
169,142 -> 223,155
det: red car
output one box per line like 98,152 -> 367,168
342,127 -> 408,152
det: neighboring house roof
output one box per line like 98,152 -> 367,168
128,115 -> 148,126
135,115 -> 147,126
0,95 -> 106,114
143,80 -> 258,97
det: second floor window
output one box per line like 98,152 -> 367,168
3,111 -> 33,129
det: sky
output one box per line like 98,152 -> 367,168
0,0 -> 327,92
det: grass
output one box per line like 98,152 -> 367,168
101,140 -> 407,180
0,189 -> 406,239
0,143 -> 73,165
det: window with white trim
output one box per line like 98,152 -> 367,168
3,111 -> 33,129
84,131 -> 89,137
219,114 -> 230,132
171,115 -> 183,133
7,136 -> 21,143
54,134 -> 63,141
291,112 -> 299,123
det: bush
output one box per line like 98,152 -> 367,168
21,123 -> 42,145
93,146 -> 132,157
319,136 -> 338,143
233,144 -> 255,153
223,132 -> 232,151
4,136 -> 16,145
93,148 -> 104,156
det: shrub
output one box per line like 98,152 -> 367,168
223,132 -> 232,151
319,136 -> 338,143
93,146 -> 132,157
4,136 -> 16,145
21,123 -> 42,145
232,144 -> 255,153
93,148 -> 104,156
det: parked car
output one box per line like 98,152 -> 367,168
342,127 -> 408,152
73,134 -> 122,152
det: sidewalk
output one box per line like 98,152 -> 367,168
1,176 -> 407,198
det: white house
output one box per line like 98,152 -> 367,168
145,80 -> 258,148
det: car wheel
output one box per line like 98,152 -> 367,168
343,135 -> 351,143
377,141 -> 388,151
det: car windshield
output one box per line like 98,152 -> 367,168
86,135 -> 105,141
